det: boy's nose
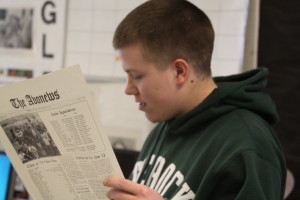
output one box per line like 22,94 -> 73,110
125,79 -> 139,96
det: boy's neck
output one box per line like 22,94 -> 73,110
179,76 -> 217,114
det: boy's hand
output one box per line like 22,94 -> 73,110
103,177 -> 164,200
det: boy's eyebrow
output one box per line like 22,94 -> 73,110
124,69 -> 139,73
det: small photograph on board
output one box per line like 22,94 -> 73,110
0,8 -> 33,49
7,68 -> 33,78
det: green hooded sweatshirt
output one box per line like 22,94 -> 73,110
130,68 -> 286,200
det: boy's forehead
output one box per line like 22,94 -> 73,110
119,45 -> 149,69
119,44 -> 142,58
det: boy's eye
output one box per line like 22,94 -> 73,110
132,74 -> 143,80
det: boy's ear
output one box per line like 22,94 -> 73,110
173,58 -> 189,84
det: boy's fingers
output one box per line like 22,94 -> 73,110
106,188 -> 135,200
103,177 -> 147,196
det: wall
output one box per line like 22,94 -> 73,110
258,0 -> 300,198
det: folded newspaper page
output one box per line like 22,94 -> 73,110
0,65 -> 124,200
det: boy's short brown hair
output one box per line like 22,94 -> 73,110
113,0 -> 215,76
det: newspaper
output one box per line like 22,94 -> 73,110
0,65 -> 124,200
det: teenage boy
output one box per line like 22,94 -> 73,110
103,0 -> 287,199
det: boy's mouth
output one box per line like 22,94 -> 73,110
139,102 -> 146,110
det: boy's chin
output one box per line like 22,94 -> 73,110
145,113 -> 169,123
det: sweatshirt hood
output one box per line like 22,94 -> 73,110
168,68 -> 279,135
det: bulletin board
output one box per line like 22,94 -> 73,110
0,0 -> 66,85
0,0 -> 252,83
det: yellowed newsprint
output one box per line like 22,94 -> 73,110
0,65 -> 123,200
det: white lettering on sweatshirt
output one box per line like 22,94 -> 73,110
131,154 -> 195,200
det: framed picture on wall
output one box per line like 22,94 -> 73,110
0,8 -> 33,51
